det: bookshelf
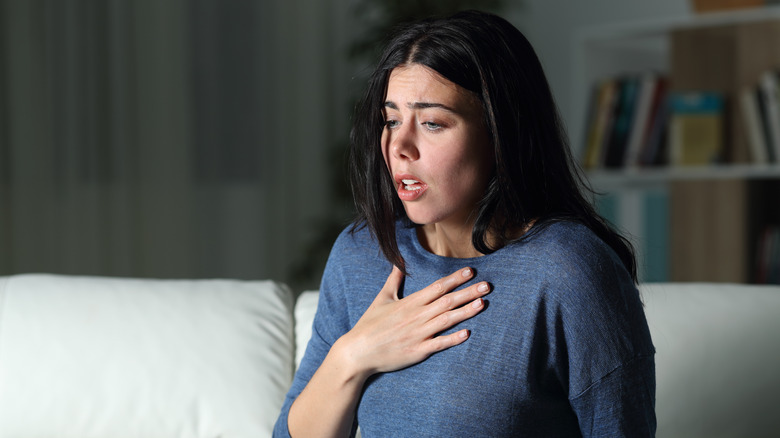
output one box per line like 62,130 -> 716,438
572,5 -> 780,150
572,6 -> 780,284
587,164 -> 780,188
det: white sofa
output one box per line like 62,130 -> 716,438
0,274 -> 778,437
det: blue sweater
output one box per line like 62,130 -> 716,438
274,221 -> 656,437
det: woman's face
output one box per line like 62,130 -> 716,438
381,64 -> 494,229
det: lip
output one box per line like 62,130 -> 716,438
394,173 -> 428,201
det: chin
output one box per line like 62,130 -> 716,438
402,210 -> 436,226
403,209 -> 452,227
403,203 -> 475,227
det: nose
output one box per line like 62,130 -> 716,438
390,123 -> 420,161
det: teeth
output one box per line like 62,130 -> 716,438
401,179 -> 423,191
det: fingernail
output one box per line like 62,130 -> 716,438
462,268 -> 472,277
471,298 -> 483,309
459,330 -> 469,339
478,283 -> 489,293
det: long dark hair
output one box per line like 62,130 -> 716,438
348,10 -> 637,282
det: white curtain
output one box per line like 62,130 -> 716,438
0,0 -> 351,287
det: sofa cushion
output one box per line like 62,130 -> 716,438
0,274 -> 295,438
641,282 -> 780,438
294,290 -> 319,369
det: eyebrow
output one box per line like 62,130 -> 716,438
384,101 -> 458,113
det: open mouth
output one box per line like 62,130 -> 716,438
395,174 -> 428,201
401,179 -> 424,191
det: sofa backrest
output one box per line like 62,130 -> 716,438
0,274 -> 295,438
641,282 -> 780,438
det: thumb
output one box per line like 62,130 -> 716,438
379,265 -> 405,302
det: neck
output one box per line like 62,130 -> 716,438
416,219 -> 534,259
417,222 -> 483,258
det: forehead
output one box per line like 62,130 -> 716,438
385,64 -> 476,107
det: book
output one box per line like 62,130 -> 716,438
581,73 -> 672,169
739,87 -> 770,164
756,227 -> 773,284
623,73 -> 659,168
758,70 -> 780,163
773,229 -> 780,284
581,82 -> 601,167
756,226 -> 780,284
667,91 -> 724,166
639,84 -> 671,166
604,77 -> 640,168
583,79 -> 619,168
755,86 -> 777,163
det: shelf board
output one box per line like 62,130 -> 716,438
576,5 -> 780,43
585,164 -> 780,188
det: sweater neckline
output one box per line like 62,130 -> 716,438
403,225 -> 501,266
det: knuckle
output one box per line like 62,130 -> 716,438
429,337 -> 448,352
455,305 -> 475,322
438,294 -> 454,310
440,334 -> 461,350
434,312 -> 450,328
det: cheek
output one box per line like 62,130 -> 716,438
444,145 -> 493,199
437,156 -> 483,195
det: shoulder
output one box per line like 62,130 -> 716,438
319,222 -> 393,325
535,220 -> 634,296
519,220 -> 647,343
327,222 -> 383,264
321,222 -> 390,290
526,220 -> 611,258
520,220 -> 626,285
329,220 -> 417,264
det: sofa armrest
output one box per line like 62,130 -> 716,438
0,274 -> 296,437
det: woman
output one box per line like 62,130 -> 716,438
274,10 -> 655,437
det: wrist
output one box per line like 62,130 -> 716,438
330,334 -> 374,386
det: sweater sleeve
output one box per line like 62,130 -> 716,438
570,355 -> 656,437
272,230 -> 358,438
539,226 -> 656,437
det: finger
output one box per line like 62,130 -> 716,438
377,265 -> 405,302
431,281 -> 491,313
425,295 -> 486,333
418,267 -> 475,304
421,329 -> 471,354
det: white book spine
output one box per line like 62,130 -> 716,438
739,87 -> 769,164
623,73 -> 657,168
760,71 -> 780,162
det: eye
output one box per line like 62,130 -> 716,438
385,119 -> 400,129
422,121 -> 442,131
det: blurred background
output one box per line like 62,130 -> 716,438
0,0 -> 712,291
